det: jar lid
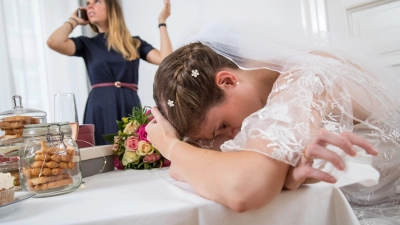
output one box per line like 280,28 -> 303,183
0,95 -> 47,120
23,122 -> 71,137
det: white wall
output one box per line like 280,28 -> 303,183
121,0 -> 304,107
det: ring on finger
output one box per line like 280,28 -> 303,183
302,147 -> 313,161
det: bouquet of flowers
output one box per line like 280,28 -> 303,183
103,106 -> 170,170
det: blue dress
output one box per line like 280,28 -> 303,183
71,33 -> 154,145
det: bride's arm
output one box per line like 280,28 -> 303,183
169,135 -> 233,182
147,108 -> 289,212
169,139 -> 289,212
147,106 -> 376,212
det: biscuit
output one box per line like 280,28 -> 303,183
0,116 -> 40,130
35,154 -> 52,162
36,141 -> 75,156
5,128 -> 24,135
35,148 -> 75,156
30,117 -> 40,124
68,162 -> 76,169
31,161 -> 59,169
22,167 -> 65,177
0,121 -> 25,129
61,155 -> 74,162
0,134 -> 22,140
28,173 -> 70,186
2,116 -> 31,122
32,178 -> 73,191
58,162 -> 68,169
58,162 -> 77,169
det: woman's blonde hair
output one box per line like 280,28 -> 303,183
90,0 -> 140,61
153,42 -> 239,136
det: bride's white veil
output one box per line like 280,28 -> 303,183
186,21 -> 400,130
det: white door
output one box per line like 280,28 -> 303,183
303,0 -> 400,73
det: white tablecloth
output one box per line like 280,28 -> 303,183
0,169 -> 359,225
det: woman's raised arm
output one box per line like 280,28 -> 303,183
145,0 -> 173,65
47,8 -> 89,56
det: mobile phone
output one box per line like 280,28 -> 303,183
77,9 -> 89,21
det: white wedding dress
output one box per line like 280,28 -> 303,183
191,23 -> 400,224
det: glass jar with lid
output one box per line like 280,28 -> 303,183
0,95 -> 47,188
0,95 -> 47,141
19,122 -> 82,197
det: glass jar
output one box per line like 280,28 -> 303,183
0,95 -> 47,141
0,95 -> 47,189
19,123 -> 82,197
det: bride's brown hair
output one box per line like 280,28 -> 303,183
153,42 -> 238,136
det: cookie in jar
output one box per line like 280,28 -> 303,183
19,123 -> 82,197
0,95 -> 46,141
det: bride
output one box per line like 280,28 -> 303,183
146,23 -> 400,224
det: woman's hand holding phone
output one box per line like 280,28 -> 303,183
77,8 -> 89,21
70,8 -> 90,26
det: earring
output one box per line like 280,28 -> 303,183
236,81 -> 240,85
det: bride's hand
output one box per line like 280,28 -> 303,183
284,129 -> 377,190
145,106 -> 180,160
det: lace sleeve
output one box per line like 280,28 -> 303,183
221,56 -> 357,166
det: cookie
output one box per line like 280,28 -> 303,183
32,178 -> 73,191
1,116 -> 40,128
31,117 -> 40,124
0,121 -> 25,129
0,134 -> 22,141
2,116 -> 31,122
5,128 -> 24,135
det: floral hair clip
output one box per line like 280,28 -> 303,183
191,69 -> 199,78
167,99 -> 174,107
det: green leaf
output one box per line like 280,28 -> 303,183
128,105 -> 152,125
117,120 -> 125,131
102,134 -> 116,143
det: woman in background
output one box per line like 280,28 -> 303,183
47,0 -> 172,145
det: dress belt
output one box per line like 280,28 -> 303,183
91,81 -> 138,92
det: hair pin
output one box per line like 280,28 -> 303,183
167,99 -> 174,107
191,69 -> 199,78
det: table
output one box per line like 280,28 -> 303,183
0,169 -> 359,225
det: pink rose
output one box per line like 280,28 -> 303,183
143,153 -> 161,163
162,159 -> 171,167
125,136 -> 139,151
137,125 -> 148,142
114,157 -> 123,170
146,110 -> 154,122
112,143 -> 119,151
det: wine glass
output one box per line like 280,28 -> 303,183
54,93 -> 79,140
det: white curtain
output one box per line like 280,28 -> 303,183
0,0 -> 89,124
